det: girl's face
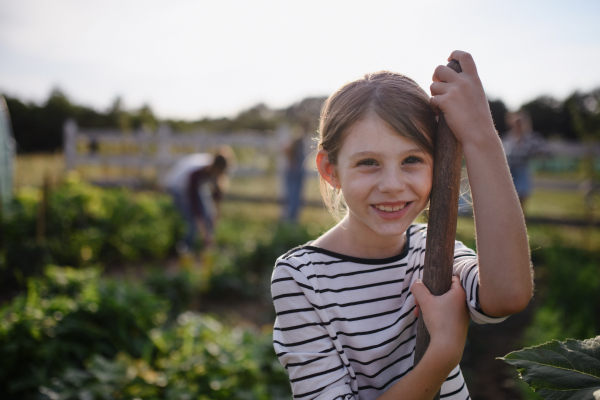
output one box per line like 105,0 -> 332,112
335,115 -> 433,239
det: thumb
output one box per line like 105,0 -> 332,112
410,279 -> 433,313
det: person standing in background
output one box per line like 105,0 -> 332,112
282,120 -> 310,222
502,111 -> 547,210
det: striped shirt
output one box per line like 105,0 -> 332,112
271,224 -> 507,400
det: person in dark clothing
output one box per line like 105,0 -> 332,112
282,127 -> 306,222
164,150 -> 230,253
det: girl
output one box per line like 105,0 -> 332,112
271,51 -> 533,400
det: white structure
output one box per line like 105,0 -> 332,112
63,120 -> 317,188
0,96 -> 15,212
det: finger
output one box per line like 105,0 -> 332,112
413,305 -> 420,318
432,64 -> 459,83
430,81 -> 450,96
445,276 -> 467,302
410,279 -> 432,308
448,50 -> 478,76
450,276 -> 465,292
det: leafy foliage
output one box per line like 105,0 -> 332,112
524,245 -> 600,345
500,336 -> 600,399
207,222 -> 313,301
0,176 -> 183,291
0,265 -> 290,400
4,91 -> 160,152
0,265 -> 167,398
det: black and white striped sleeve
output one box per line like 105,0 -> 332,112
271,259 -> 356,400
452,241 -> 508,325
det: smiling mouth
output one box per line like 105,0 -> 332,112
374,203 -> 410,213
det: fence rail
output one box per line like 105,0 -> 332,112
63,120 -> 318,188
63,119 -> 600,191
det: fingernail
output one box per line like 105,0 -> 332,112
415,279 -> 422,284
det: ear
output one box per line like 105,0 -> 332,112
316,149 -> 338,188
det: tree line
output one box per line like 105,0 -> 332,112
2,87 -> 599,153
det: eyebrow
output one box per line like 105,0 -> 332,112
348,148 -> 425,160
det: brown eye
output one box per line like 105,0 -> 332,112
358,159 -> 376,166
404,156 -> 422,165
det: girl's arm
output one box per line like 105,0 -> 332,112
430,51 -> 533,317
273,264 -> 470,400
375,277 -> 470,400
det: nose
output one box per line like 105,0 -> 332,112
378,165 -> 407,194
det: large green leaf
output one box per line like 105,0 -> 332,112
499,336 -> 600,399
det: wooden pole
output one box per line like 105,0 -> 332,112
413,60 -> 463,400
36,173 -> 51,244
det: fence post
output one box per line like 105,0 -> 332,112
157,124 -> 172,184
0,95 -> 15,212
63,119 -> 77,171
276,124 -> 290,200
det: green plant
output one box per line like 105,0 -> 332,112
0,265 -> 291,400
0,265 -> 167,399
500,336 -> 600,399
144,268 -> 201,322
523,245 -> 600,346
0,177 -> 184,291
207,222 -> 313,301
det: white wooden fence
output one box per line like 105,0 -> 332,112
63,119 -> 317,191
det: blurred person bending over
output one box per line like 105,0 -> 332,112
164,148 -> 233,253
502,111 -> 547,209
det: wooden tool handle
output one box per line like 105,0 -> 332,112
413,59 -> 463,399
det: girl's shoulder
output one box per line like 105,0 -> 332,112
278,241 -> 317,261
272,242 -> 329,287
275,241 -> 337,269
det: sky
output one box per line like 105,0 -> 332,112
1,0 -> 599,120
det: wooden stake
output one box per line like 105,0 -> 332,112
413,60 -> 463,400
36,173 -> 51,243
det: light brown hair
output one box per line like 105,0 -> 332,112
317,71 -> 437,220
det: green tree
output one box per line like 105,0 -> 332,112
131,104 -> 158,132
521,95 -> 576,140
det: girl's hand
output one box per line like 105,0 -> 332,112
411,276 -> 470,366
429,50 -> 496,148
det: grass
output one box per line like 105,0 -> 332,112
525,189 -> 593,220
228,174 -> 323,202
14,152 -> 64,188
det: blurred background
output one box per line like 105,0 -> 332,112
1,1 -> 599,399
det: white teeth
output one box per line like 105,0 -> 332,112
376,204 -> 406,212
